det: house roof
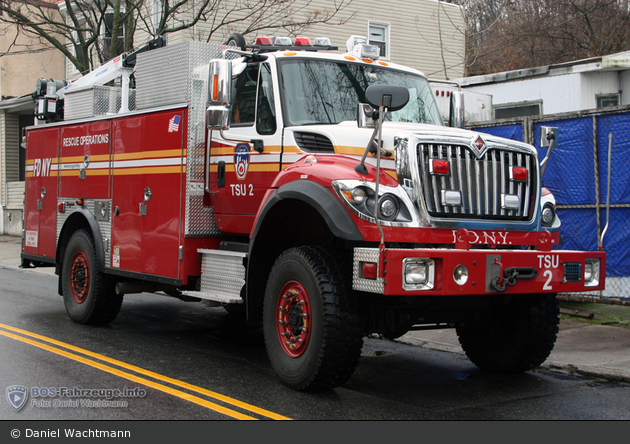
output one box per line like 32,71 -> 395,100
458,50 -> 630,87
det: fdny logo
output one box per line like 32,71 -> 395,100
6,385 -> 28,411
234,143 -> 251,180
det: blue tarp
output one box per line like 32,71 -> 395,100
473,111 -> 630,277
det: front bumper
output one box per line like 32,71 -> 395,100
353,247 -> 606,296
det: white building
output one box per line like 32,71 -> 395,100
458,51 -> 630,122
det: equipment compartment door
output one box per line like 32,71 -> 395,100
23,127 -> 59,260
111,109 -> 185,278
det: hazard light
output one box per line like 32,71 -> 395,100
255,36 -> 273,45
294,37 -> 311,46
314,37 -> 332,46
273,36 -> 292,45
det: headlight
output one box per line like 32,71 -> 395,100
403,258 -> 435,290
378,195 -> 399,220
541,202 -> 556,227
540,188 -> 560,229
332,180 -> 415,226
584,259 -> 600,287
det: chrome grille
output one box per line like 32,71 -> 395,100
417,143 -> 535,220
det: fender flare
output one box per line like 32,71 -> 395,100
251,180 -> 364,242
57,208 -> 106,272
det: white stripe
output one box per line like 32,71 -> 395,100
112,158 -> 182,168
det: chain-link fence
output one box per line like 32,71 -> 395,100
469,107 -> 630,305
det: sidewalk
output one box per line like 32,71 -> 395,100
2,235 -> 630,383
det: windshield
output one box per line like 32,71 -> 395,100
279,59 -> 443,126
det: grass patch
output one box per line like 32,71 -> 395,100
559,301 -> 630,328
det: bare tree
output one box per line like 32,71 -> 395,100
0,0 -> 351,75
459,0 -> 630,75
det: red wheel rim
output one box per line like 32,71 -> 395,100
275,281 -> 312,358
70,251 -> 90,304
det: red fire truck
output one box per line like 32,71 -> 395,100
22,35 -> 605,390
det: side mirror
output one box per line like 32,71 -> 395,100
449,91 -> 465,128
206,59 -> 232,131
364,85 -> 409,111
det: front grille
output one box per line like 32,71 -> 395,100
417,143 -> 535,220
563,263 -> 582,283
294,132 -> 334,153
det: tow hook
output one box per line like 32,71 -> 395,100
491,264 -> 539,292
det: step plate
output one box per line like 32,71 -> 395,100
184,249 -> 245,303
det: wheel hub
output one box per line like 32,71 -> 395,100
70,251 -> 90,304
276,282 -> 312,357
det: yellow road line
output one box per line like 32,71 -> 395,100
0,323 -> 291,420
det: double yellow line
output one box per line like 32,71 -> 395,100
0,322 -> 291,420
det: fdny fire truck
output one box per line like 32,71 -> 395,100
22,34 -> 605,390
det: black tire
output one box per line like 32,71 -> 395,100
62,229 -> 123,325
456,294 -> 559,374
226,33 -> 246,51
263,246 -> 363,391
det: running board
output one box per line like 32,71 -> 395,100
182,249 -> 246,304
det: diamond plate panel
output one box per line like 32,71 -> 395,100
56,199 -> 112,266
200,249 -> 246,299
65,86 -> 135,120
135,42 -> 227,237
353,247 -> 385,294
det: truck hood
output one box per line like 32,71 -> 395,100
285,121 -> 536,156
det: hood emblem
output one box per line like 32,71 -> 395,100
473,135 -> 485,151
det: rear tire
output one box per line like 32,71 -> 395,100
263,246 -> 363,390
62,230 -> 122,325
456,294 -> 559,374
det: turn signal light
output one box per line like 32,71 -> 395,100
362,263 -> 378,280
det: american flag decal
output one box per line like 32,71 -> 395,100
168,115 -> 181,133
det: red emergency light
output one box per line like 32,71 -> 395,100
511,167 -> 528,181
431,159 -> 450,175
255,36 -> 273,45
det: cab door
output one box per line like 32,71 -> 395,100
207,62 -> 282,235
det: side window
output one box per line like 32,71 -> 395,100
256,63 -> 277,135
231,64 -> 259,126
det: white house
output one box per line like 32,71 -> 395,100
458,51 -> 630,121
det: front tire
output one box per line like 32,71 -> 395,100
456,294 -> 559,374
263,246 -> 363,391
62,230 -> 122,325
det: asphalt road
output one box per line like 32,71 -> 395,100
1,267 -> 630,421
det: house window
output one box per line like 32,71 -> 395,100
597,94 -> 619,109
494,102 -> 541,119
368,22 -> 389,59
101,11 -> 125,61
152,0 -> 164,34
71,17 -> 88,74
